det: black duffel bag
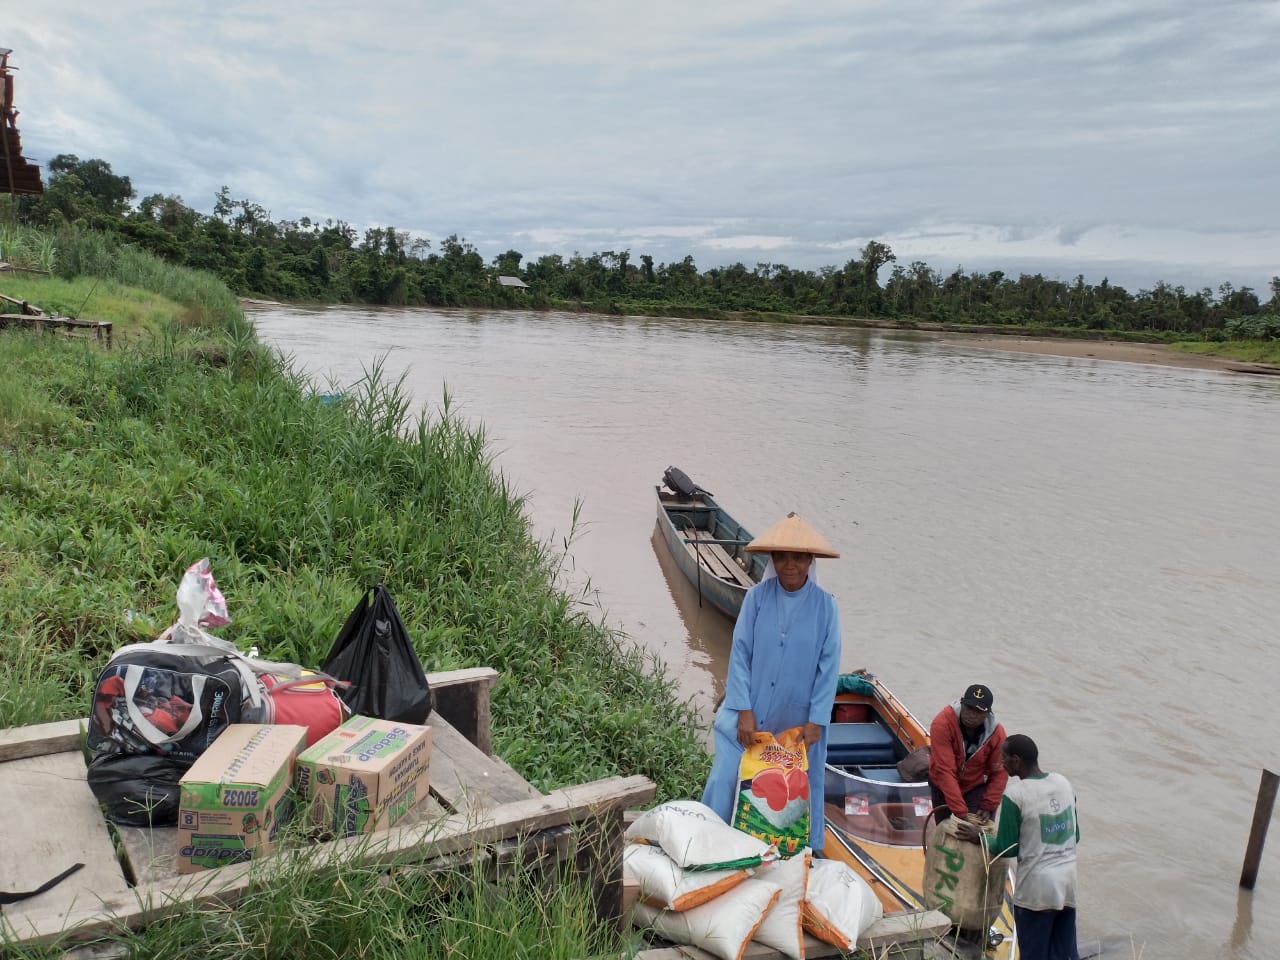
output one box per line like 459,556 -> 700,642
86,645 -> 258,824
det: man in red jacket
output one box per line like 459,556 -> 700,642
928,683 -> 1008,824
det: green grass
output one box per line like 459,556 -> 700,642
0,232 -> 712,956
0,329 -> 707,794
1,222 -> 244,334
0,273 -> 184,341
1170,339 -> 1280,366
4,831 -> 648,960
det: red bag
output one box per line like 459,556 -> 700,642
258,672 -> 351,746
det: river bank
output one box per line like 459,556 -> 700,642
956,335 -> 1280,373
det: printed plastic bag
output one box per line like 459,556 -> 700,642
322,585 -> 433,724
87,559 -> 344,824
733,727 -> 810,857
157,558 -> 231,646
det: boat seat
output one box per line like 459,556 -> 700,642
826,722 -> 898,765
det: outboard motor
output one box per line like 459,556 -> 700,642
663,466 -> 711,498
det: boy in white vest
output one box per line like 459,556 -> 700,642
958,733 -> 1080,960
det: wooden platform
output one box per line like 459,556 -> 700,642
0,666 -> 654,951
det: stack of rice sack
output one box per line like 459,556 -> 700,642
625,801 -> 883,960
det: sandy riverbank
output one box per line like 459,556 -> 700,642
957,336 -> 1279,374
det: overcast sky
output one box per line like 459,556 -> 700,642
8,1 -> 1279,293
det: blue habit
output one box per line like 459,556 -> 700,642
701,575 -> 842,851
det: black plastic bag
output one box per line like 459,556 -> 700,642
323,585 -> 433,724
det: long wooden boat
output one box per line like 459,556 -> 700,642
654,468 -> 766,619
822,671 -> 1018,959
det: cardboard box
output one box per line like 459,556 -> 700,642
295,714 -> 432,837
177,724 -> 308,874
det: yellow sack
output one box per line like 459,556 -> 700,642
732,727 -> 809,857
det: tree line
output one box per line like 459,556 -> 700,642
10,154 -> 1279,339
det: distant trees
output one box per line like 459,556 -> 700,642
9,153 -> 1278,338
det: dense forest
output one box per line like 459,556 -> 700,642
9,154 -> 1279,339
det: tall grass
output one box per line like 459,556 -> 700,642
1,243 -> 709,955
0,329 -> 707,797
0,222 -> 58,272
1,223 -> 244,333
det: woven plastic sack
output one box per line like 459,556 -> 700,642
633,878 -> 781,960
624,843 -> 751,912
802,858 -> 884,950
754,848 -> 811,959
625,800 -> 775,871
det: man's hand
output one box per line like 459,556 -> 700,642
737,711 -> 758,747
969,809 -> 993,825
955,821 -> 984,844
802,722 -> 822,748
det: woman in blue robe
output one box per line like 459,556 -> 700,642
701,513 -> 842,852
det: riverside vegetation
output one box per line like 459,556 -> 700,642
0,231 -> 711,958
5,155 -> 1279,364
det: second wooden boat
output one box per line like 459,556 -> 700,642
654,467 -> 766,619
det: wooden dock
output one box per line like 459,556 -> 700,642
0,667 -> 654,951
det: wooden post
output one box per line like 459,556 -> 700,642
1240,768 -> 1279,890
576,807 -> 625,932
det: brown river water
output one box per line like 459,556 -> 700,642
248,303 -> 1280,959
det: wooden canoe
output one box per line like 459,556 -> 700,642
654,470 -> 766,619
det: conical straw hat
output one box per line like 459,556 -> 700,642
746,512 -> 840,558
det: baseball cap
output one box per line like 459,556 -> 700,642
961,683 -> 994,712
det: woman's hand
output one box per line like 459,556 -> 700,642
802,722 -> 822,748
736,711 -> 758,747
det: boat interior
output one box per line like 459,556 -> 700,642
823,691 -> 933,849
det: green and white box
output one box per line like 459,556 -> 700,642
294,714 -> 432,836
176,723 -> 308,874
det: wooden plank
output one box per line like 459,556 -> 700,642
634,936 -> 846,959
430,667 -> 497,755
696,541 -> 755,588
706,546 -> 755,588
3,774 -> 656,948
0,718 -> 83,762
116,826 -> 178,887
427,711 -> 540,817
0,752 -> 132,932
858,909 -> 952,951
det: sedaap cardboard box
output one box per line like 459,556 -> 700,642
294,714 -> 432,837
176,723 -> 308,874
